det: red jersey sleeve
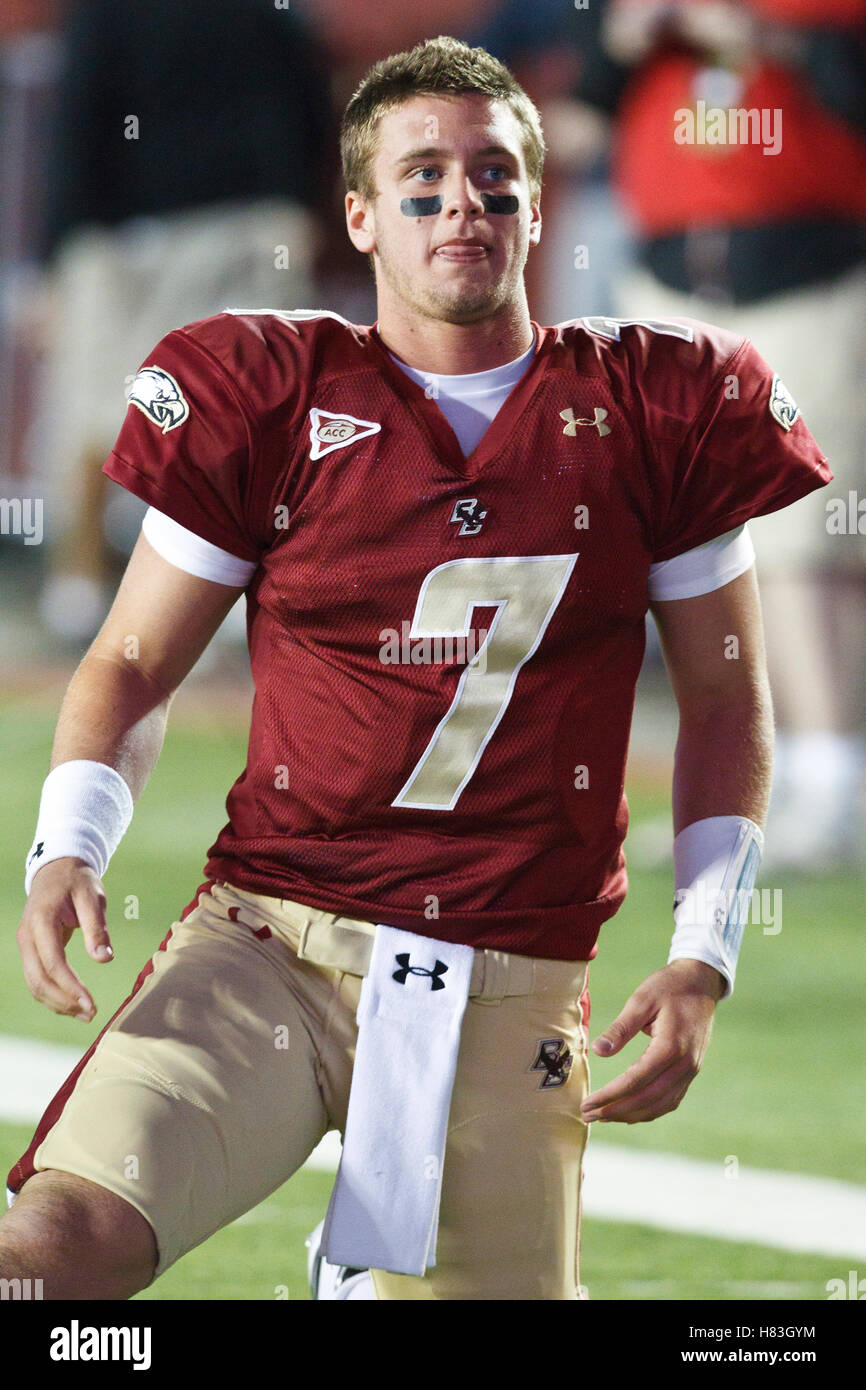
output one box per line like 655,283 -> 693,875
648,327 -> 834,562
103,323 -> 262,563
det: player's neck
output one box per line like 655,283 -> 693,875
374,297 -> 534,376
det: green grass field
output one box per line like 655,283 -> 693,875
1,694 -> 863,1301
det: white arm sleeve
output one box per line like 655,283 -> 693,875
141,507 -> 257,587
648,524 -> 755,602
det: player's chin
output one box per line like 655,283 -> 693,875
426,277 -> 510,321
436,294 -> 507,324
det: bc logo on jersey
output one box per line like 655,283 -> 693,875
769,375 -> 800,432
127,367 -> 189,434
449,497 -> 488,535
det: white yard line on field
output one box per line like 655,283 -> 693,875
2,1034 -> 864,1260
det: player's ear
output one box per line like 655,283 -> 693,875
345,191 -> 376,256
528,195 -> 542,247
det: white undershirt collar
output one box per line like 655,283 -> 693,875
385,331 -> 537,456
386,331 -> 537,395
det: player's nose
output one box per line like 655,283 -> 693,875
441,174 -> 484,219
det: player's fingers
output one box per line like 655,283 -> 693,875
70,876 -> 113,962
581,1031 -> 694,1114
594,1076 -> 695,1124
30,917 -> 95,1016
584,1060 -> 696,1124
16,918 -> 94,1019
586,1028 -> 681,1089
591,992 -> 655,1057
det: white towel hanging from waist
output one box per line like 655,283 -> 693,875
320,923 -> 474,1276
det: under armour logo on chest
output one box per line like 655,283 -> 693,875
560,406 -> 610,437
392,953 -> 449,991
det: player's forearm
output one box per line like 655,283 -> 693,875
670,688 -> 774,835
49,650 -> 173,801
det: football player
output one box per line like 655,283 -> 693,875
2,36 -> 831,1300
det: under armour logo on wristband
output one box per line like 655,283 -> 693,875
531,1038 -> 573,1089
28,842 -> 44,866
392,954 -> 448,991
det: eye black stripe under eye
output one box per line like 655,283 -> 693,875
481,194 -> 519,214
400,196 -> 443,216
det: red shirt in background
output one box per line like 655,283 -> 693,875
613,0 -> 866,235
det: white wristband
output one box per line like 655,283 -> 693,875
24,760 -> 134,895
669,815 -> 764,999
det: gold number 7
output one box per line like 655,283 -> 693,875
392,553 -> 578,811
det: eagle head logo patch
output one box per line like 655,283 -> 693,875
768,374 -> 799,432
127,367 -> 189,434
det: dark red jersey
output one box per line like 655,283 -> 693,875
104,311 -> 831,959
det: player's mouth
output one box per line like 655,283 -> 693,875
434,239 -> 490,263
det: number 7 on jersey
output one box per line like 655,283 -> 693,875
392,553 -> 578,811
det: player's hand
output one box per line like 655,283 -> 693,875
580,959 -> 724,1124
16,858 -> 114,1022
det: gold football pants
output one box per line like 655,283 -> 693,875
24,880 -> 591,1300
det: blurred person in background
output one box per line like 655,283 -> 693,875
0,1 -> 63,494
29,0 -> 334,644
561,0 -> 866,870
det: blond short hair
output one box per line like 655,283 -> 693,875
341,35 -> 545,205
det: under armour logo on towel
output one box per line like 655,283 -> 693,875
531,1038 -> 573,1089
392,954 -> 448,991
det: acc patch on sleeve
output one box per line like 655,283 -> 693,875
127,366 -> 190,434
768,374 -> 800,432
